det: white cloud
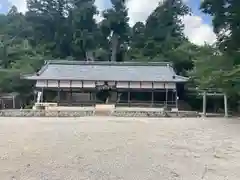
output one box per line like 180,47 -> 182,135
127,0 -> 161,26
8,0 -> 27,13
182,15 -> 216,45
95,0 -> 107,11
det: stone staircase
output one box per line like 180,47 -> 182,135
95,104 -> 115,116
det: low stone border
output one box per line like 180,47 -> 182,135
112,110 -> 167,117
0,110 -> 94,117
112,110 -> 200,118
0,109 -> 200,118
166,111 -> 201,118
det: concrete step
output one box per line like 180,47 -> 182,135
95,104 -> 115,116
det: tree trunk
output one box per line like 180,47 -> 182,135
111,33 -> 119,62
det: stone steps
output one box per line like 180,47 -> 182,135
94,104 -> 115,116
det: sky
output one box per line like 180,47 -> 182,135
0,0 -> 216,46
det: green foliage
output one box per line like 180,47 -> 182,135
198,0 -> 240,97
201,0 -> 240,57
143,0 -> 189,58
26,0 -> 70,57
0,8 -> 45,94
71,0 -> 99,60
101,0 -> 130,62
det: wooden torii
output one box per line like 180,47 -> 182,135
199,89 -> 228,117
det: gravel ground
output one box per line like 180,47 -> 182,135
0,117 -> 240,180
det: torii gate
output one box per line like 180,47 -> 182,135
200,91 -> 228,117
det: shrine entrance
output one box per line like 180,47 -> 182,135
95,81 -> 117,104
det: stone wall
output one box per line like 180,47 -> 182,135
112,110 -> 167,117
112,110 -> 200,118
0,110 -> 94,117
0,109 -> 200,118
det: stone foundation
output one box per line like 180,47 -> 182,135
0,110 -> 94,117
112,110 -> 167,117
0,109 -> 200,118
112,110 -> 200,118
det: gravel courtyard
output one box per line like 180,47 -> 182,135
0,117 -> 240,180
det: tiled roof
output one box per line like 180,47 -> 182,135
25,60 -> 188,82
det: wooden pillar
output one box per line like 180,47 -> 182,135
151,89 -> 154,107
57,80 -> 60,104
165,89 -> 168,108
128,91 -> 130,107
41,88 -> 44,103
70,89 -> 73,105
57,89 -> 60,104
224,93 -> 228,118
175,89 -> 178,110
116,91 -> 119,105
128,82 -> 130,107
90,91 -> 93,106
202,91 -> 207,117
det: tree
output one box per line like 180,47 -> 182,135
128,0 -> 191,74
167,41 -> 196,75
129,22 -> 146,59
189,45 -> 240,97
201,0 -> 240,57
0,6 -> 32,68
200,0 -> 240,96
0,7 -> 46,96
144,0 -> 189,58
71,0 -> 98,61
101,0 -> 130,62
26,0 -> 70,57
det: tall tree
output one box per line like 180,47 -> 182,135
129,22 -> 146,59
144,0 -> 189,58
26,0 -> 70,57
201,0 -> 240,58
0,6 -> 31,68
101,0 -> 130,62
71,0 -> 98,61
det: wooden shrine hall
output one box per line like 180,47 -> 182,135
25,61 -> 188,108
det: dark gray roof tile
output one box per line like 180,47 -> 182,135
26,61 -> 188,82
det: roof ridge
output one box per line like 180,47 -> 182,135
47,60 -> 173,67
